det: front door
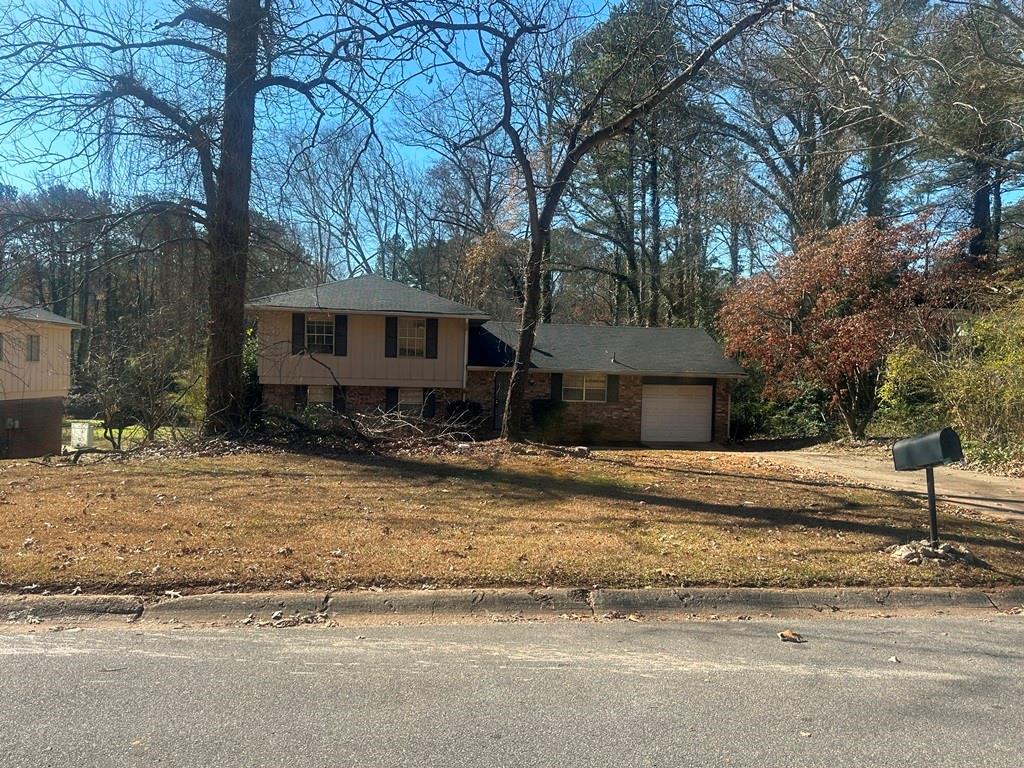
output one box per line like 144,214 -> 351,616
493,372 -> 510,430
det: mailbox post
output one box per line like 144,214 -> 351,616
892,427 -> 964,545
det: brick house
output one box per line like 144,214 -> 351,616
249,275 -> 745,444
0,295 -> 80,458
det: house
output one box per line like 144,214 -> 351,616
249,275 -> 745,444
0,295 -> 80,457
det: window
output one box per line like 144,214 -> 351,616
305,316 -> 334,355
398,317 -> 426,357
307,385 -> 334,406
26,334 -> 40,362
398,387 -> 424,414
562,373 -> 607,402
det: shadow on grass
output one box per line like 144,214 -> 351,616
357,454 -> 1024,563
99,449 -> 1024,573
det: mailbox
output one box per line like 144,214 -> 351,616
891,427 -> 963,545
892,427 -> 963,472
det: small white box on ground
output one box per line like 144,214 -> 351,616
69,421 -> 95,449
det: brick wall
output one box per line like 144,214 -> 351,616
262,383 -> 463,418
0,397 -> 64,458
465,369 -> 642,444
714,378 -> 732,442
268,372 -> 732,445
262,384 -> 295,410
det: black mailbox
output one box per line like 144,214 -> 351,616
892,427 -> 963,472
891,427 -> 963,545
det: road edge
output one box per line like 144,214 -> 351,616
3,586 -> 1023,626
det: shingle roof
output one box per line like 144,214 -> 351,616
247,275 -> 488,318
0,294 -> 81,327
469,321 -> 745,377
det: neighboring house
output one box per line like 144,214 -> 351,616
249,275 -> 745,444
0,295 -> 80,458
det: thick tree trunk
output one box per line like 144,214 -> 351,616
204,0 -> 261,435
967,162 -> 994,267
501,232 -> 545,441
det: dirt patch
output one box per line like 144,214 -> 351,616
1,448 -> 1022,594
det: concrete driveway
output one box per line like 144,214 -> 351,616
762,448 -> 1024,521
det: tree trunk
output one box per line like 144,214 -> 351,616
501,232 -> 545,441
540,268 -> 553,323
728,220 -> 741,283
836,372 -> 878,439
204,0 -> 261,435
646,129 -> 661,327
967,161 -> 994,267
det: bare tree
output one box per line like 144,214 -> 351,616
406,0 -> 780,439
0,0 -> 402,434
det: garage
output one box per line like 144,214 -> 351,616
640,384 -> 714,443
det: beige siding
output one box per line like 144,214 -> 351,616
0,319 -> 73,401
256,310 -> 467,389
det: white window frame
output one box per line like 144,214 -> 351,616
307,385 -> 334,406
398,387 -> 424,414
305,315 -> 334,355
562,373 -> 607,403
397,317 -> 426,357
26,334 -> 40,363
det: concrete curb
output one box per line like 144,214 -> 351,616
0,594 -> 143,623
4,587 -> 1023,625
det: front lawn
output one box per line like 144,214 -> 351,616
1,447 -> 1022,593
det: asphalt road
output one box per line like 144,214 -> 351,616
1,616 -> 1022,767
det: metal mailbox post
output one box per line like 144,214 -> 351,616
892,427 -> 964,545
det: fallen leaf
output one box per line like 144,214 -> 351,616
778,629 -> 806,643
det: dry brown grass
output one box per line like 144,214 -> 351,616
1,447 -> 1022,593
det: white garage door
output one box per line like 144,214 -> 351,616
641,385 -> 713,443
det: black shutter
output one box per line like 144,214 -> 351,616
333,315 -> 347,356
333,386 -> 346,413
385,387 -> 399,411
425,318 -> 438,359
385,317 -> 398,358
423,389 -> 436,418
291,313 -> 305,355
294,385 -> 308,409
550,373 -> 563,401
606,375 -> 619,403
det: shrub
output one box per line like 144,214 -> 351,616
720,218 -> 970,437
877,295 -> 1024,466
729,371 -> 833,440
530,398 -> 567,443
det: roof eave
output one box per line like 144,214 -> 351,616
247,304 -> 490,320
466,365 -> 746,378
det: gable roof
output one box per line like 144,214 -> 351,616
469,321 -> 745,377
247,275 -> 488,318
0,294 -> 81,328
